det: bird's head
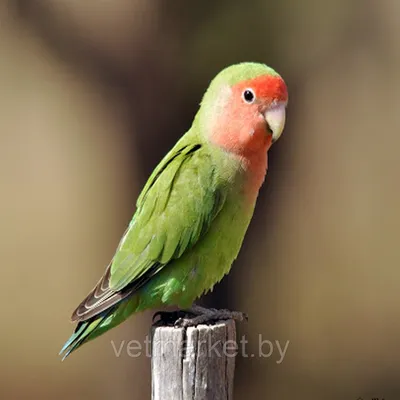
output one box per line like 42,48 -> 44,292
198,62 -> 288,156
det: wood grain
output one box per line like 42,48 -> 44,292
151,320 -> 237,400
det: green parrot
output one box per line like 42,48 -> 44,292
61,62 -> 288,359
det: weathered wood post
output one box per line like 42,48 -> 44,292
151,320 -> 237,400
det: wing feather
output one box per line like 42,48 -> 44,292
71,141 -> 226,322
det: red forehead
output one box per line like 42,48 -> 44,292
235,74 -> 288,103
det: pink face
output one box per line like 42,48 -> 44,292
210,74 -> 288,158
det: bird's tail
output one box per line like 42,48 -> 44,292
60,296 -> 140,360
59,311 -> 111,360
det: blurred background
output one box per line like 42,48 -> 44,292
1,0 -> 400,399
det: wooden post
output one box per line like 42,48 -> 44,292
151,320 -> 237,400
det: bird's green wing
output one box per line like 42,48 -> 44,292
71,141 -> 226,321
109,142 -> 226,290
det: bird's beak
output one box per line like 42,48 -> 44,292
264,103 -> 286,143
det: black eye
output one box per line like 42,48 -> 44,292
243,89 -> 255,103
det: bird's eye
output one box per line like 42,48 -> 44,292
243,89 -> 255,103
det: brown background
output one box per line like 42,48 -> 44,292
1,1 -> 400,399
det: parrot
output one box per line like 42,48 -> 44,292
60,62 -> 288,359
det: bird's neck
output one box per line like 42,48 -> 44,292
210,138 -> 270,204
237,145 -> 269,203
193,114 -> 270,202
208,124 -> 271,201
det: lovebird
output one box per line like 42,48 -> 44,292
61,62 -> 288,359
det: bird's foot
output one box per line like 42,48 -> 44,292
152,310 -> 195,327
174,305 -> 248,328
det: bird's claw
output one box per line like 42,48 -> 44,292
152,310 -> 194,326
174,307 -> 248,328
153,306 -> 247,327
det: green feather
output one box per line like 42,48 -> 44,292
109,140 -> 226,291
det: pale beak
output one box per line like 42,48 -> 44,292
264,103 -> 286,143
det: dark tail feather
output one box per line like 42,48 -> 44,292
60,310 -> 112,360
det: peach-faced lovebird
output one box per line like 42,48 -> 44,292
61,62 -> 288,358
